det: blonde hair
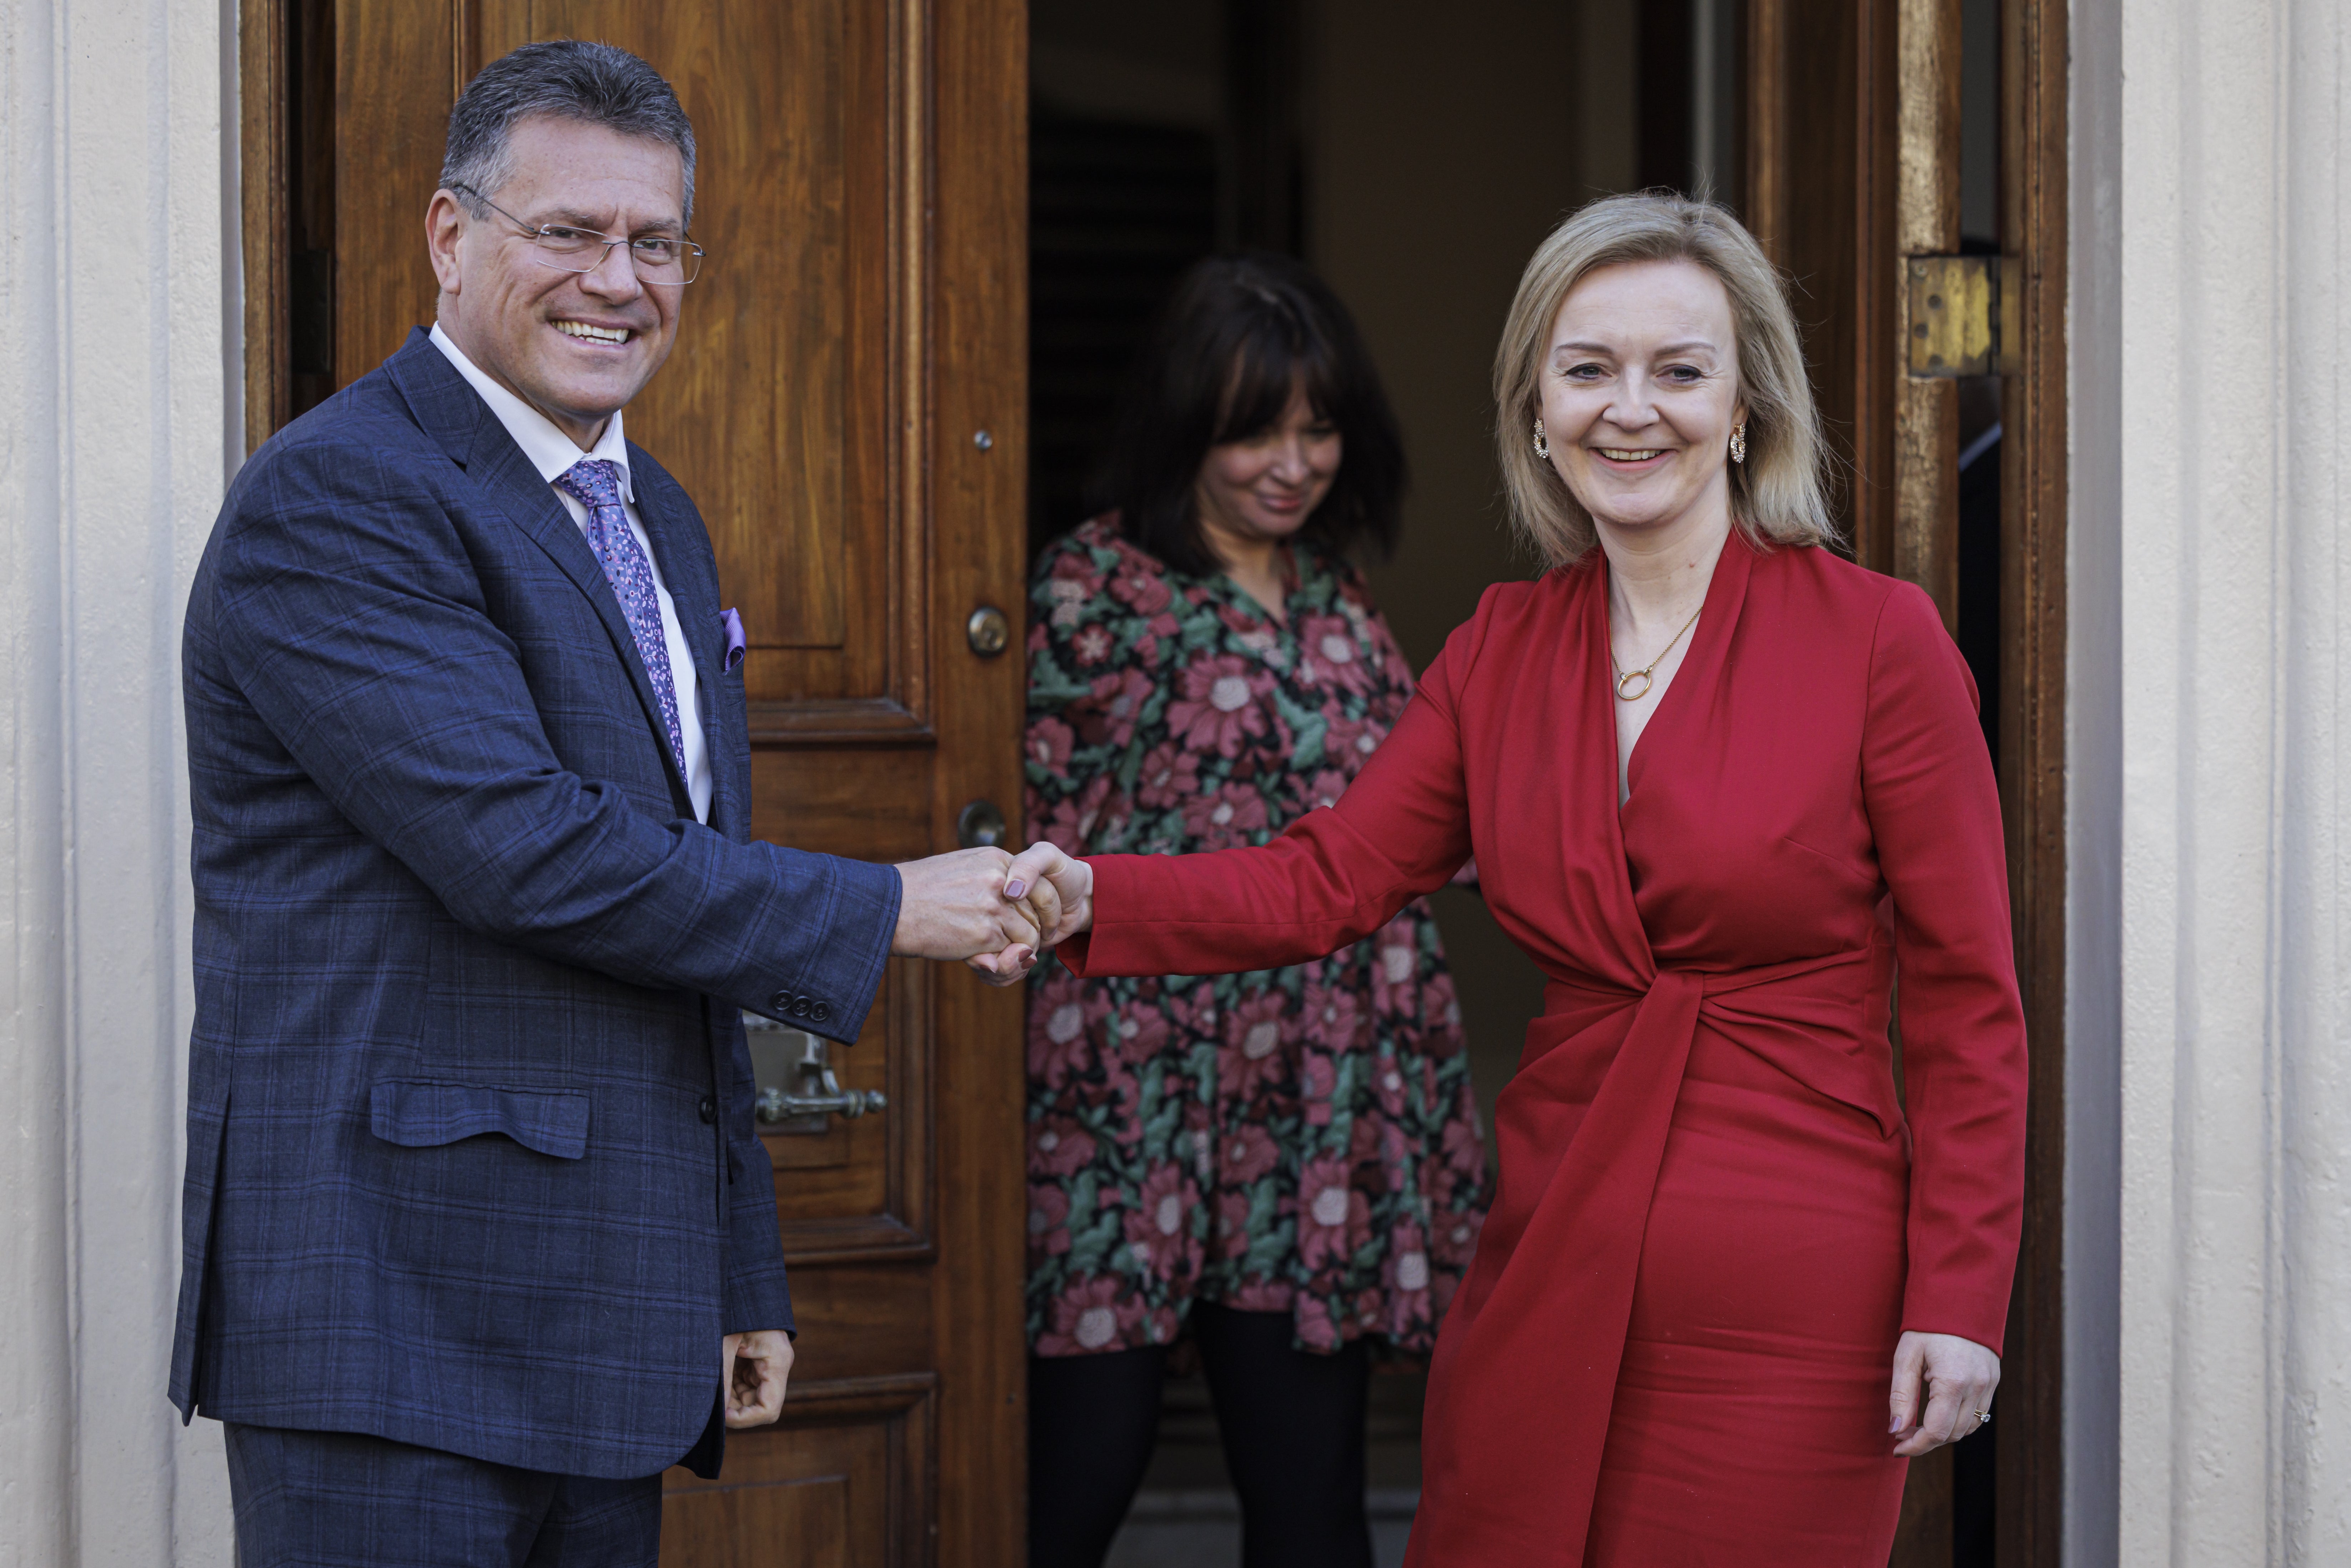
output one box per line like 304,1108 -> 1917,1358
1493,191 -> 1835,568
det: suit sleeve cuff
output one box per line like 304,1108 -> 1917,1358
749,851 -> 900,1044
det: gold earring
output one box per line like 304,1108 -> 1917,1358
1730,424 -> 1747,464
1533,418 -> 1551,461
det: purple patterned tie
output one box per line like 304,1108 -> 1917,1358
553,458 -> 685,773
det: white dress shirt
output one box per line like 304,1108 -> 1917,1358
430,323 -> 712,824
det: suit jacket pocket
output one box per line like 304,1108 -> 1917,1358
369,1080 -> 591,1160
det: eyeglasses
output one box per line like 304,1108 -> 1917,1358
453,184 -> 705,285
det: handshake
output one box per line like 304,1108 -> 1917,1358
889,842 -> 1097,985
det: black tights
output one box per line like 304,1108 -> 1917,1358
1027,1303 -> 1373,1568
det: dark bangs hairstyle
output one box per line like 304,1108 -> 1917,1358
1089,253 -> 1407,578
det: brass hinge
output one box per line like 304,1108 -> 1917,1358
1906,255 -> 2020,377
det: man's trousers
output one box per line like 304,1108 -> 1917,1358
224,1423 -> 663,1568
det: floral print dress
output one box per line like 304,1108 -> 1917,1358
1024,516 -> 1490,1358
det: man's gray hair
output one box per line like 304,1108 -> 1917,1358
441,40 -> 698,227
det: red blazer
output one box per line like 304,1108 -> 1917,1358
1062,533 -> 2026,1559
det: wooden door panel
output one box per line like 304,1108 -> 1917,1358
766,965 -> 930,1260
489,0 -> 865,658
296,1 -> 1028,1563
330,0 -> 456,386
660,1377 -> 935,1567
1746,0 -> 1897,570
479,0 -> 918,733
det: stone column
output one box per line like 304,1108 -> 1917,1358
0,0 -> 238,1561
2075,0 -> 2351,1560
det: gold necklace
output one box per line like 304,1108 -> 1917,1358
1610,605 -> 1703,701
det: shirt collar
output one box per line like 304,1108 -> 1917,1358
429,322 -> 633,502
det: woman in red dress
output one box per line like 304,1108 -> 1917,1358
996,192 -> 2027,1566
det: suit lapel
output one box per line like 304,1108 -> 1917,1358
630,461 -> 740,835
385,330 -> 693,811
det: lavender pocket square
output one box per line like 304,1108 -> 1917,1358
720,608 -> 746,672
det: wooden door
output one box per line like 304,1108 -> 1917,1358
242,2 -> 1031,1562
1746,1 -> 2068,1565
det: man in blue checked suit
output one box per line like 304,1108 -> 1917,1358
175,42 -> 1046,1566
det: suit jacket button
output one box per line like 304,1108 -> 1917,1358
769,990 -> 792,1015
698,1097 -> 716,1124
810,1001 -> 832,1024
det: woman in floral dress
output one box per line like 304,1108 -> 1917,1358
1023,253 -> 1490,1568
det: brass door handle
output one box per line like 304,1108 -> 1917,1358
757,1079 -> 886,1127
966,605 -> 1011,656
744,1016 -> 886,1134
957,798 -> 1007,849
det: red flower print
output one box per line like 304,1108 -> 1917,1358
1421,973 -> 1462,1037
1229,1278 -> 1295,1315
1071,623 -> 1114,666
1036,780 -> 1111,855
1185,1124 -> 1216,1182
1321,712 -> 1388,773
1357,607 -> 1411,673
1172,981 -> 1221,1038
1076,668 -> 1157,747
1434,1207 -> 1484,1268
1219,992 -> 1294,1099
1026,715 -> 1075,773
1028,1183 -> 1072,1259
1382,1222 -> 1429,1296
1111,1000 -> 1171,1066
1301,982 -> 1365,1053
1018,526 -> 1490,1363
1214,1190 -> 1255,1260
1442,1115 -> 1486,1175
1219,1123 -> 1280,1185
1299,768 -> 1350,811
1031,1116 -> 1098,1178
1028,970 -> 1107,1087
1134,744 -> 1201,809
1109,558 -> 1172,615
1295,615 -> 1376,695
1166,655 -> 1271,757
1043,571 -> 1095,630
1182,782 -> 1271,844
1299,1050 -> 1337,1127
1123,1164 -> 1194,1269
1293,1293 -> 1341,1351
1296,1154 -> 1370,1271
1370,917 -> 1421,1014
1079,1060 -> 1143,1131
1038,1276 -> 1145,1356
1130,611 -> 1182,667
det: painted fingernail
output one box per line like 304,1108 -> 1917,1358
1004,879 -> 1026,900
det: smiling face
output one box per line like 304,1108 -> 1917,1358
427,115 -> 687,448
1194,381 -> 1343,553
1537,258 -> 1748,542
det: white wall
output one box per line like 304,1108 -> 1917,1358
2074,0 -> 2351,1560
0,0 -> 238,1561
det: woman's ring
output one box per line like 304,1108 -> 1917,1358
1975,1410 -> 1991,1426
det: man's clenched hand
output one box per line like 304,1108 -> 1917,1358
722,1330 -> 793,1428
893,848 -> 1050,984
